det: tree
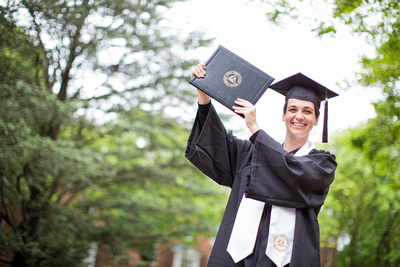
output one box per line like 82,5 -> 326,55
75,106 -> 228,264
1,0 -> 220,265
318,128 -> 400,267
0,23 -> 103,265
323,2 -> 400,264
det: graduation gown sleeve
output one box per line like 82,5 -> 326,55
185,103 -> 252,188
246,129 -> 337,208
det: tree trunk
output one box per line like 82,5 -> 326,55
11,253 -> 26,267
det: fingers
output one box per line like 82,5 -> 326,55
234,98 -> 252,107
233,98 -> 260,134
198,61 -> 206,69
190,61 -> 207,78
233,99 -> 254,113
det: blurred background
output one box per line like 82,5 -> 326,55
0,0 -> 399,266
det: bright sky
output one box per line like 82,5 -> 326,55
168,0 -> 381,143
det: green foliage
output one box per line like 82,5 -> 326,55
0,75 -> 105,266
319,0 -> 400,262
350,96 -> 400,188
333,0 -> 364,15
0,0 -> 219,266
319,128 -> 400,266
361,35 -> 400,87
77,107 -> 228,261
335,1 -> 400,92
312,21 -> 337,36
263,0 -> 300,25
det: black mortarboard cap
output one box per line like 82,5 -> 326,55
270,72 -> 339,143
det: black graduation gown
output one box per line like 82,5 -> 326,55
185,103 -> 337,267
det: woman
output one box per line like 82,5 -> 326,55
186,62 -> 338,267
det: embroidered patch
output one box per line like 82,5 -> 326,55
272,234 -> 290,252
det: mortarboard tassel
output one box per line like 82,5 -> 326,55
322,98 -> 328,143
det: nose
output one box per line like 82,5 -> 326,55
295,111 -> 304,120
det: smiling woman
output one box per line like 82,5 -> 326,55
271,73 -> 338,146
283,98 -> 319,150
270,72 -> 339,144
185,63 -> 338,266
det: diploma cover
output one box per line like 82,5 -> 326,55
189,45 -> 274,117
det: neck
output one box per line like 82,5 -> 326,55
283,135 -> 309,152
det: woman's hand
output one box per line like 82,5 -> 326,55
233,98 -> 261,134
191,61 -> 206,78
190,61 -> 210,105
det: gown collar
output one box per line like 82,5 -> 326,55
281,140 -> 315,156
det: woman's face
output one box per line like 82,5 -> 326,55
282,98 -> 319,139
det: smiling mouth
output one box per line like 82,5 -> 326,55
292,122 -> 307,128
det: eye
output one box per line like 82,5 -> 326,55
303,108 -> 314,114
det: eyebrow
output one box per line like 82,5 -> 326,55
288,104 -> 314,111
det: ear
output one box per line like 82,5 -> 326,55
282,113 -> 285,122
314,117 -> 319,126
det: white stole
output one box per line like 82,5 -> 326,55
227,141 -> 314,265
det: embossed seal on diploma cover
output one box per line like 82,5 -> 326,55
189,45 -> 274,117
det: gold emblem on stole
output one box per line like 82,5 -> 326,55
272,234 -> 290,252
223,71 -> 242,87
